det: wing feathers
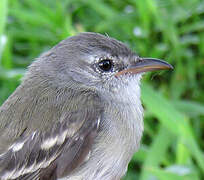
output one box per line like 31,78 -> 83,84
0,93 -> 102,180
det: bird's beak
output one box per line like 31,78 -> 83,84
115,58 -> 173,77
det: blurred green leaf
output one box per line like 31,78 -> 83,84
0,67 -> 25,80
0,0 -> 7,37
0,0 -> 7,61
148,165 -> 199,180
1,0 -> 204,179
140,124 -> 173,180
141,83 -> 204,174
173,100 -> 204,116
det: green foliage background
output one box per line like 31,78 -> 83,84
0,0 -> 204,179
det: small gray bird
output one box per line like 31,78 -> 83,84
0,32 -> 172,180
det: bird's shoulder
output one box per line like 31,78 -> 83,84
0,85 -> 103,179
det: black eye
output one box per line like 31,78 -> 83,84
98,59 -> 113,72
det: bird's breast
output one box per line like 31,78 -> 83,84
65,81 -> 144,180
81,83 -> 144,179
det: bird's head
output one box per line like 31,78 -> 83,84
28,32 -> 172,97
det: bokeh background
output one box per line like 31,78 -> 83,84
0,0 -> 204,179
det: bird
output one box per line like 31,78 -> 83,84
0,32 -> 173,180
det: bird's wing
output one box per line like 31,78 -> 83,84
0,93 -> 102,180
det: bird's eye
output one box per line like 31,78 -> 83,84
98,59 -> 113,72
